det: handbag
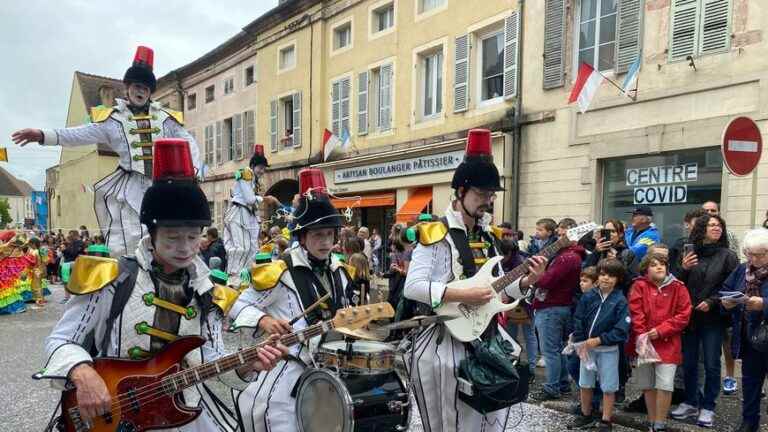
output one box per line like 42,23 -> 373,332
750,321 -> 768,353
458,332 -> 530,414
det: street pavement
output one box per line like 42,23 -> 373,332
0,284 -> 676,431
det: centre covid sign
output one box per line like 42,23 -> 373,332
626,163 -> 698,205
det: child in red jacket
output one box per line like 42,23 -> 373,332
629,253 -> 692,432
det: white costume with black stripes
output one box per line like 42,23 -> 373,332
223,172 -> 263,286
229,247 -> 352,432
40,99 -> 200,258
404,206 -> 526,432
39,237 -> 246,432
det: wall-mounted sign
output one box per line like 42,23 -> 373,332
627,163 -> 698,205
334,150 -> 464,184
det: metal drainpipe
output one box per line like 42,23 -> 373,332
512,0 -> 524,231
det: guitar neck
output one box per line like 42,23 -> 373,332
164,320 -> 334,392
492,236 -> 571,294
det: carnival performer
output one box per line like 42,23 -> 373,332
11,46 -> 201,258
223,144 -> 279,286
37,139 -> 285,431
0,231 -> 35,314
27,237 -> 50,310
404,129 -> 548,432
229,168 -> 355,432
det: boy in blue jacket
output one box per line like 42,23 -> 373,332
569,258 -> 630,431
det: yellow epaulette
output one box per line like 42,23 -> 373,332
240,167 -> 254,181
260,243 -> 275,254
418,221 -> 448,246
66,255 -> 119,295
250,260 -> 288,291
342,263 -> 357,280
211,284 -> 242,315
162,108 -> 184,125
490,225 -> 504,240
90,106 -> 114,123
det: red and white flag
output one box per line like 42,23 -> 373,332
568,63 -> 604,113
322,128 -> 343,161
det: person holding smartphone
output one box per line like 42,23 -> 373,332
584,219 -> 632,274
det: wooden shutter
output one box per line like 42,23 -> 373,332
292,92 -> 302,147
234,113 -> 243,160
379,64 -> 392,131
503,12 -> 520,99
245,110 -> 255,152
543,0 -> 566,89
341,77 -> 351,136
669,0 -> 699,61
453,34 -> 470,112
615,0 -> 644,73
269,99 -> 278,152
331,80 -> 341,137
358,71 -> 369,135
700,0 -> 730,54
215,121 -> 223,165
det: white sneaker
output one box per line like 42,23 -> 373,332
697,409 -> 715,428
670,403 -> 698,420
536,358 -> 546,368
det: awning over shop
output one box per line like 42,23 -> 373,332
395,187 -> 432,223
331,192 -> 396,209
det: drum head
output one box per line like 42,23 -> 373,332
321,340 -> 394,353
296,369 -> 353,432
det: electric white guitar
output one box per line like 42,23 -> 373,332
437,222 -> 598,342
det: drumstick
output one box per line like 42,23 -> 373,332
288,293 -> 331,325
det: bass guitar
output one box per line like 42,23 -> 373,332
437,223 -> 597,342
59,302 -> 394,432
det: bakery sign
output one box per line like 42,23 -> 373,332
626,163 -> 698,205
335,150 -> 464,184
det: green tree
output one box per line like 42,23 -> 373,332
0,198 -> 12,228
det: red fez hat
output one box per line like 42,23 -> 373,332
298,168 -> 327,196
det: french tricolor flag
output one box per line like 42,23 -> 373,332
568,63 -> 604,113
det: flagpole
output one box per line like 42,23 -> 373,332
595,69 -> 635,101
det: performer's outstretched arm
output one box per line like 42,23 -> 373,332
12,123 -> 112,149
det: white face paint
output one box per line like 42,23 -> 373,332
127,82 -> 151,107
153,226 -> 202,271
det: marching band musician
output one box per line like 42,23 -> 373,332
11,46 -> 202,258
404,129 -> 548,432
36,139 -> 284,432
229,168 -> 355,432
223,144 -> 279,287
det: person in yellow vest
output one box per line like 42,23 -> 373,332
11,46 -> 200,258
28,237 -> 49,310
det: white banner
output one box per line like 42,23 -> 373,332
335,151 -> 464,184
633,185 -> 688,205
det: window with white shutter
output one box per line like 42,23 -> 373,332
234,113 -> 243,160
378,64 -> 392,131
358,71 -> 368,135
615,0 -> 643,73
543,0 -> 566,89
269,99 -> 278,152
503,12 -> 520,99
215,121 -> 223,165
244,111 -> 255,154
669,0 -> 730,62
341,78 -> 351,136
332,80 -> 341,137
292,92 -> 302,147
454,34 -> 470,112
204,125 -> 214,166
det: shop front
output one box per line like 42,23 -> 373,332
313,132 -> 514,234
601,147 -> 723,243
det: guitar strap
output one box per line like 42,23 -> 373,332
283,254 -> 345,326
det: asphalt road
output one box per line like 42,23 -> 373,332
1,284 -> 640,431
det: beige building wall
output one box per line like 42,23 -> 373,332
516,0 -> 767,242
60,78 -> 95,164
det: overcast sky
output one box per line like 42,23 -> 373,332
0,0 -> 278,190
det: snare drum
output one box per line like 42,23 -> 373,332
316,340 -> 396,375
295,367 -> 410,432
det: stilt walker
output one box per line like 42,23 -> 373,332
11,46 -> 201,258
229,168 -> 355,432
223,144 -> 278,286
403,129 -> 548,432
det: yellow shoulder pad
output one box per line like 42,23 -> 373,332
211,284 -> 242,315
90,106 -> 114,123
66,256 -> 119,295
490,226 -> 504,240
163,109 -> 184,125
250,260 -> 288,291
418,222 -> 448,246
260,243 -> 275,254
342,264 -> 356,280
241,167 -> 254,181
